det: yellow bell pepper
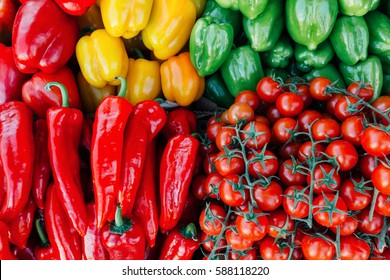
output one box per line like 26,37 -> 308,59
160,52 -> 205,106
77,72 -> 116,114
141,0 -> 196,60
76,29 -> 128,88
125,56 -> 162,105
100,0 -> 153,39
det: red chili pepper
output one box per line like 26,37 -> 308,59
159,134 -> 200,233
12,0 -> 79,73
83,203 -> 109,260
31,120 -> 51,210
80,118 -> 93,152
162,107 -> 197,139
0,221 -> 17,260
0,43 -> 29,105
91,77 -> 133,229
34,213 -> 58,260
118,100 -> 167,217
133,139 -> 159,248
159,223 -> 200,260
0,101 -> 34,222
7,196 -> 36,249
101,205 -> 145,260
54,0 -> 96,16
0,0 -> 16,45
44,183 -> 82,260
21,67 -> 81,119
46,82 -> 87,236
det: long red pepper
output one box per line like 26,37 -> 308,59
133,139 -> 159,248
34,214 -> 59,260
159,134 -> 200,233
46,82 -> 87,236
91,77 -> 133,229
0,221 -> 17,260
0,101 -> 34,222
161,107 -> 197,140
118,100 -> 167,217
31,119 -> 51,210
44,183 -> 82,260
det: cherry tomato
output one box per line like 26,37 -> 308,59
256,76 -> 283,103
278,159 -> 306,187
296,84 -> 312,109
203,172 -> 223,199
225,226 -> 254,251
297,110 -> 322,133
200,231 -> 226,252
334,95 -> 362,121
220,110 -> 229,124
254,115 -> 270,126
240,121 -> 271,150
311,118 -> 340,141
206,121 -> 224,143
347,81 -> 374,102
253,181 -> 283,211
267,209 -> 294,239
247,149 -> 278,178
235,206 -> 269,241
266,105 -> 283,125
214,150 -> 245,177
357,207 -> 384,235
259,236 -> 290,260
329,215 -> 358,236
298,141 -> 325,162
276,92 -> 304,117
359,154 -> 378,179
326,93 -> 344,117
199,203 -> 226,236
341,116 -> 364,146
372,163 -> 390,195
272,117 -> 297,143
235,90 -> 260,111
228,248 -> 257,260
191,174 -> 207,200
203,152 -> 217,175
307,163 -> 341,194
313,193 -> 347,227
371,248 -> 390,260
374,191 -> 390,216
371,96 -> 390,125
282,185 -> 310,219
219,175 -> 249,207
301,234 -> 335,260
215,126 -> 238,151
361,126 -> 390,157
278,141 -> 302,161
339,177 -> 372,211
325,140 -> 358,171
309,77 -> 333,101
227,102 -> 255,125
339,235 -> 370,260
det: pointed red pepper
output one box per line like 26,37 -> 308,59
0,221 -> 17,260
91,77 -> 133,229
0,101 -> 34,222
161,107 -> 197,139
46,81 -> 87,236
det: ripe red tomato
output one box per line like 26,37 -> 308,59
339,235 -> 370,260
297,110 -> 322,133
329,215 -> 358,236
228,248 -> 257,260
267,209 -> 294,239
254,115 -> 270,126
282,185 -> 310,219
296,84 -> 312,109
313,193 -> 348,227
219,174 -> 249,207
215,126 -> 237,151
239,121 -> 271,150
311,118 -> 340,141
278,159 -> 306,186
372,164 -> 390,195
199,203 -> 226,236
202,152 -> 217,175
225,226 -> 254,251
227,102 -> 255,125
371,96 -> 390,125
307,163 -> 341,194
235,205 -> 269,241
333,95 -> 362,121
235,90 -> 260,111
272,117 -> 297,143
326,93 -> 344,116
253,181 -> 283,211
256,76 -> 283,103
325,140 -> 358,171
374,191 -> 390,216
347,81 -> 374,102
214,150 -> 245,176
206,121 -> 224,142
309,77 -> 333,101
259,236 -> 290,260
339,177 -> 372,211
301,234 -> 335,260
247,149 -> 278,178
298,141 -> 325,162
275,92 -> 304,117
361,126 -> 390,157
266,105 -> 283,125
200,231 -> 226,252
359,154 -> 378,179
341,116 -> 364,146
191,174 -> 207,200
357,207 -> 384,235
203,172 -> 223,199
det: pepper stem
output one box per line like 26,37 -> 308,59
134,48 -> 145,59
179,223 -> 198,240
35,218 -> 49,247
115,204 -> 124,228
115,76 -> 127,98
109,204 -> 132,235
45,82 -> 70,108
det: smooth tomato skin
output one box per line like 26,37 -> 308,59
247,149 -> 278,178
266,105 -> 283,125
256,77 -> 283,104
203,172 -> 223,199
282,185 -> 310,219
313,193 -> 348,227
307,163 -> 341,194
278,141 -> 302,161
214,151 -> 245,177
199,203 -> 226,236
357,207 -> 384,235
219,175 -> 249,207
235,90 -> 260,111
227,102 -> 255,125
326,93 -> 344,117
206,121 -> 224,143
339,177 -> 372,211
254,115 -> 270,126
374,191 -> 390,216
240,121 -> 271,150
371,248 -> 390,260
340,236 -> 370,260
225,227 -> 254,251
359,154 -> 378,179
297,110 -> 322,133
311,118 -> 340,141
228,248 -> 257,260
325,140 -> 359,171
259,236 -> 290,260
301,235 -> 335,260
235,207 -> 269,242
341,116 -> 364,146
296,84 -> 312,109
275,92 -> 304,117
333,95 -> 361,121
267,209 -> 294,239
272,117 -> 297,143
215,126 -> 237,151
200,231 -> 226,252
329,215 -> 358,236
371,96 -> 390,125
361,126 -> 390,157
309,77 -> 333,101
298,141 -> 325,162
347,81 -> 374,102
278,159 -> 306,187
203,153 -> 217,175
372,164 -> 390,195
253,181 -> 283,211
191,174 -> 208,200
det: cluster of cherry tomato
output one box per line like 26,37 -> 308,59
191,75 -> 390,260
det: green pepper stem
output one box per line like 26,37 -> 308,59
45,82 -> 70,108
115,76 -> 127,98
134,48 -> 145,59
180,223 -> 198,240
114,204 -> 124,228
35,218 -> 49,247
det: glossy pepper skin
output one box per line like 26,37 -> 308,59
286,0 -> 338,50
190,16 -> 234,77
339,0 -> 379,16
22,67 -> 81,119
44,183 -> 82,260
304,64 -> 346,88
159,223 -> 200,260
220,45 -> 264,97
238,0 -> 269,19
215,0 -> 239,10
0,101 -> 34,222
0,221 -> 17,260
133,139 -> 159,248
12,0 -> 79,74
243,0 -> 283,52
159,134 -> 200,233
161,52 -> 205,106
125,57 -> 161,105
76,29 -> 129,88
261,35 -> 294,69
100,0 -> 153,39
339,55 -> 383,101
91,77 -> 133,229
295,40 -> 335,69
118,100 -> 167,217
54,0 -> 96,15
161,107 -> 197,140
46,82 -> 87,237
0,0 -> 16,45
203,71 -> 235,109
142,0 -> 196,60
0,44 -> 29,105
330,16 -> 369,66
365,10 -> 390,56
101,206 -> 145,260
34,216 -> 59,260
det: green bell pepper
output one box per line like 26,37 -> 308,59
329,16 -> 369,66
295,40 -> 335,69
203,71 -> 235,108
261,35 -> 294,69
286,0 -> 338,51
379,54 -> 390,74
189,16 -> 234,77
243,0 -> 284,52
203,0 -> 243,38
238,0 -> 269,20
220,45 -> 264,97
339,55 -> 383,101
383,73 -> 390,95
365,10 -> 390,56
215,0 -> 239,10
304,64 -> 346,88
338,0 -> 380,16
295,61 -> 313,73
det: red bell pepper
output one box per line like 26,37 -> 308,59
31,120 -> 51,210
91,77 -> 133,229
0,43 -> 29,105
12,0 -> 79,73
159,223 -> 200,260
22,67 -> 81,119
34,213 -> 59,260
44,183 -> 82,260
0,221 -> 17,260
101,205 -> 145,260
82,203 -> 109,260
54,0 -> 96,16
133,139 -> 159,248
161,107 -> 197,140
159,134 -> 200,233
46,82 -> 87,236
118,100 -> 167,217
7,196 -> 36,249
0,101 -> 34,222
0,0 -> 16,45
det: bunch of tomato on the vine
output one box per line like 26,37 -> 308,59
192,75 -> 390,260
